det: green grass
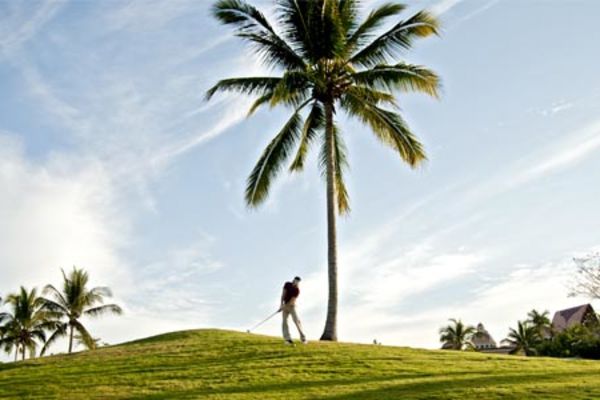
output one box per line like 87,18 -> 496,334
1,329 -> 599,399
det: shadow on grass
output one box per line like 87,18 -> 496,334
124,370 -> 600,400
323,370 -> 600,399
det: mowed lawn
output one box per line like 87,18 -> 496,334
1,329 -> 599,399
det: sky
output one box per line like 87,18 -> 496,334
1,0 -> 600,357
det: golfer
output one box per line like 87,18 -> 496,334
280,276 -> 307,345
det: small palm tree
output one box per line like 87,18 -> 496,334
0,287 -> 56,361
505,320 -> 540,356
208,0 -> 440,341
527,309 -> 551,336
40,267 -> 122,355
439,319 -> 476,350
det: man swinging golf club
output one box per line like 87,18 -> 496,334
280,276 -> 307,345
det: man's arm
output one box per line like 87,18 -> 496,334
280,287 -> 287,310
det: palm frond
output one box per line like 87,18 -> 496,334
332,126 -> 350,214
290,101 -> 324,171
269,71 -> 312,108
350,10 -> 439,67
342,85 -> 398,107
341,89 -> 426,167
213,0 -> 305,69
247,92 -> 274,116
275,0 -> 313,58
42,284 -> 69,310
31,329 -> 46,344
0,312 -> 11,324
84,304 -> 123,318
337,0 -> 360,39
72,321 -> 95,351
40,323 -> 68,356
245,101 -> 310,206
278,0 -> 346,61
39,297 -> 69,315
205,77 -> 281,101
351,63 -> 440,98
89,286 -> 113,298
345,3 -> 406,54
213,0 -> 274,32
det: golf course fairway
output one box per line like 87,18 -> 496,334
1,329 -> 599,399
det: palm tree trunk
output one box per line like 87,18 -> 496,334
14,346 -> 18,362
320,100 -> 338,341
68,324 -> 74,353
22,345 -> 25,361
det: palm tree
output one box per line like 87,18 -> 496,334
439,319 -> 476,350
527,309 -> 551,337
504,320 -> 540,356
0,287 -> 56,361
207,0 -> 440,341
40,267 -> 122,355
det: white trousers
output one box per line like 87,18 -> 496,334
282,303 -> 306,341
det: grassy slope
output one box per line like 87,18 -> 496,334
0,329 -> 599,399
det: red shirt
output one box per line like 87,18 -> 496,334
283,282 -> 300,304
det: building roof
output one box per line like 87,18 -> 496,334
479,346 -> 514,355
551,304 -> 597,332
471,323 -> 497,349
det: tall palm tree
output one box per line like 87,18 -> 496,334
207,0 -> 440,341
40,267 -> 122,355
439,319 -> 476,350
504,320 -> 540,356
527,309 -> 551,336
0,287 -> 56,361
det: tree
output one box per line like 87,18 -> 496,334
526,309 -> 551,336
504,321 -> 540,356
207,0 -> 440,341
0,287 -> 56,361
439,319 -> 476,350
570,253 -> 600,300
40,267 -> 122,355
537,323 -> 600,360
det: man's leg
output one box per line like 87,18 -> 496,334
290,306 -> 306,342
282,305 -> 292,342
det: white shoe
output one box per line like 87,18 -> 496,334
284,340 -> 294,346
301,339 -> 308,345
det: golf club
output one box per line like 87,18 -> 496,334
247,309 -> 281,333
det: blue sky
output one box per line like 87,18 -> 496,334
1,0 -> 600,354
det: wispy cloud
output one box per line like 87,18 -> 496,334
151,97 -> 252,168
430,0 -> 463,16
520,121 -> 600,179
454,0 -> 501,25
128,233 -> 224,320
0,0 -> 64,56
457,115 -> 600,205
105,0 -> 202,32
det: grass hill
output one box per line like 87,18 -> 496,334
1,329 -> 599,399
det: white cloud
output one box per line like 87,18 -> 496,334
458,116 -> 600,204
0,134 -> 130,300
517,119 -> 600,183
105,0 -> 201,32
430,0 -> 463,16
454,0 -> 501,25
151,96 -> 252,168
0,0 -> 64,57
129,233 -> 225,320
0,133 -> 228,359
